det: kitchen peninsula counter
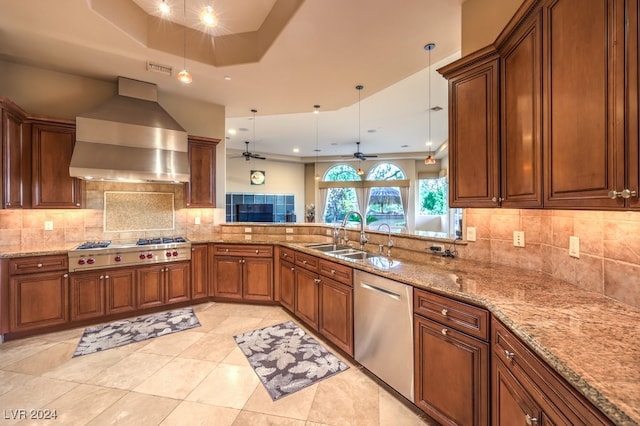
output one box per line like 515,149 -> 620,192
1,235 -> 638,424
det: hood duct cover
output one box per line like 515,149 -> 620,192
70,77 -> 189,183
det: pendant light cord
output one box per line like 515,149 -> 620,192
183,0 -> 187,70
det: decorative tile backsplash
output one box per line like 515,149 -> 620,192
104,191 -> 174,232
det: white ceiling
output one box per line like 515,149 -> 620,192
0,0 -> 462,162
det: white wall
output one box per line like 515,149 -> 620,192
225,159 -> 306,222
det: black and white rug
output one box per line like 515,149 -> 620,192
72,307 -> 201,357
234,321 -> 349,401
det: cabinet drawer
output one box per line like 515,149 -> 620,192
319,259 -> 352,286
414,288 -> 489,341
9,255 -> 68,275
294,251 -> 319,272
279,247 -> 295,262
214,244 -> 273,257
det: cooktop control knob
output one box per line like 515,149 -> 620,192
172,251 -> 179,257
87,258 -> 95,264
146,253 -> 153,259
78,258 -> 86,265
139,254 -> 146,260
114,255 -> 122,262
166,252 -> 172,257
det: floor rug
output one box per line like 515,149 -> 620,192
234,321 -> 349,401
72,307 -> 200,357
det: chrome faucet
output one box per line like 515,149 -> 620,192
377,223 -> 394,257
341,211 -> 368,250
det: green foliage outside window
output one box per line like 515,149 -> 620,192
419,177 -> 448,215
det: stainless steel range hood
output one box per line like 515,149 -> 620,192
70,77 -> 189,183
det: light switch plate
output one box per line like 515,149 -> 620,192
194,216 -> 201,225
286,228 -> 294,234
244,234 -> 252,240
513,231 -> 525,247
244,227 -> 252,233
44,221 -> 54,231
466,226 -> 477,242
569,236 -> 580,258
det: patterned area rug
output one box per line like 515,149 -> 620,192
234,321 -> 349,400
72,307 -> 200,357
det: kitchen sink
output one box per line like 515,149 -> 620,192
305,243 -> 351,252
337,251 -> 379,260
305,243 -> 400,269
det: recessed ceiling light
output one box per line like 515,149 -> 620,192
293,148 -> 300,153
223,76 -> 231,81
228,129 -> 237,135
159,0 -> 170,15
200,5 -> 218,27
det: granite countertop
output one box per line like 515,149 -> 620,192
2,236 -> 638,425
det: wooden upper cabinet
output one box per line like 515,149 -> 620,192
439,49 -> 501,207
31,121 -> 82,208
1,103 -> 31,209
627,0 -> 640,209
543,0 -> 625,208
500,10 -> 543,208
186,136 -> 219,208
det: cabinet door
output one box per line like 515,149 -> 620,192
319,278 -> 353,356
414,315 -> 489,426
501,11 -> 543,208
279,260 -> 295,311
213,256 -> 243,299
9,271 -> 69,332
165,262 -> 191,304
190,244 -> 209,301
493,357 -> 546,426
105,268 -> 136,315
243,257 -> 273,301
137,265 -> 165,309
544,0 -> 625,208
2,107 -> 31,209
185,136 -> 218,208
294,267 -> 319,330
70,271 -> 105,321
628,0 -> 640,209
31,122 -> 82,208
445,54 -> 501,207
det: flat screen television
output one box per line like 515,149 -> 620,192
235,203 -> 274,222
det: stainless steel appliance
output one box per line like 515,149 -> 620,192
68,237 -> 191,272
354,270 -> 414,401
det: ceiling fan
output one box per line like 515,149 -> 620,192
346,141 -> 378,161
233,141 -> 266,161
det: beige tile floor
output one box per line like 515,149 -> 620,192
0,302 -> 431,425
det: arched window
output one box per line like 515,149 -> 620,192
365,163 -> 407,228
322,164 -> 361,223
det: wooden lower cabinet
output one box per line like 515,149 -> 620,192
105,268 -> 136,315
190,244 -> 209,301
414,315 -> 489,425
318,277 -> 353,355
137,262 -> 190,309
294,266 -> 320,330
9,270 -> 69,332
70,271 -> 106,321
279,259 -> 295,311
212,245 -> 273,302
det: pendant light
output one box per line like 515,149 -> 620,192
178,0 -> 192,84
355,84 -> 365,175
159,0 -> 170,16
424,43 -> 436,164
313,105 -> 321,181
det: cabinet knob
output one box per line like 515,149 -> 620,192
314,278 -> 321,284
192,248 -> 195,251
37,263 -> 43,268
100,275 -> 104,280
330,269 -> 335,275
225,248 -> 229,253
76,203 -> 80,207
238,259 -> 243,263
441,308 -> 448,317
255,249 -> 259,254
63,273 -> 68,278
302,260 -> 307,264
441,328 -> 448,336
283,253 -> 288,257
491,196 -> 504,203
290,267 -> 295,271
608,189 -> 637,199
105,275 -> 109,279
504,349 -> 515,361
525,414 -> 539,425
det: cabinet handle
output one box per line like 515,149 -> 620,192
608,189 -> 638,199
441,328 -> 448,336
441,308 -> 448,317
283,253 -> 288,257
525,414 -> 539,425
504,349 -> 515,361
302,260 -> 307,264
37,263 -> 43,268
314,278 -> 321,284
330,269 -> 335,275
491,196 -> 504,203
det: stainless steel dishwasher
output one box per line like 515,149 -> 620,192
354,270 -> 414,401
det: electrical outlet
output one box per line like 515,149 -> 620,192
569,236 -> 580,258
194,216 -> 201,225
286,235 -> 294,241
44,221 -> 54,231
430,244 -> 445,253
244,227 -> 252,233
513,231 -> 525,247
285,228 -> 294,234
466,226 -> 477,242
244,234 -> 252,240
326,229 -> 332,236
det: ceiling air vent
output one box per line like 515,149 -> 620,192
146,61 -> 173,76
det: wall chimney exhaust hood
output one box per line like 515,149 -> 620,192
70,77 -> 189,183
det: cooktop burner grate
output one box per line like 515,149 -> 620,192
77,240 -> 112,249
